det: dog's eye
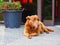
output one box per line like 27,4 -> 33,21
27,18 -> 30,20
37,19 -> 39,21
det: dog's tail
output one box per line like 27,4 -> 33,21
47,28 -> 54,32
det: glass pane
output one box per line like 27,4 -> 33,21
42,0 -> 52,21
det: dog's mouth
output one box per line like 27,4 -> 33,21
30,24 -> 39,30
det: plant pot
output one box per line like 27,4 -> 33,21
2,10 -> 23,28
43,20 -> 54,26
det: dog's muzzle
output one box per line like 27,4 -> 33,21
31,24 -> 39,30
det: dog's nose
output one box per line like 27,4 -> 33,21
34,24 -> 39,29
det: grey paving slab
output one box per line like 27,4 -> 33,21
0,25 -> 60,45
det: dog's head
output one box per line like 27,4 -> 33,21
26,15 -> 39,29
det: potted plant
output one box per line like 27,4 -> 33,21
0,1 -> 23,28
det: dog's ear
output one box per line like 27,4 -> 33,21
26,16 -> 30,20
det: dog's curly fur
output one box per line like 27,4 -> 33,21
24,15 -> 54,39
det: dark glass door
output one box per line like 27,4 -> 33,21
41,0 -> 53,26
42,0 -> 52,21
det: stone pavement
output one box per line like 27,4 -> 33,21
0,24 -> 60,45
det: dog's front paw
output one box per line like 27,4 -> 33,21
44,30 -> 49,34
28,35 -> 32,39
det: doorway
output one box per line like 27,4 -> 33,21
54,0 -> 60,25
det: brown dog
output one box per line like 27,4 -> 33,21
24,15 -> 54,39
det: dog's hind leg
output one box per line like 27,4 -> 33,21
39,21 -> 49,33
46,28 -> 54,32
